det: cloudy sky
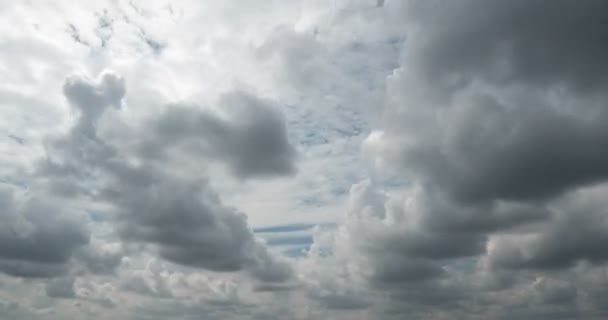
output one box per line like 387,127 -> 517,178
1,0 -> 608,319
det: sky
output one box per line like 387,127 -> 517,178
1,0 -> 608,319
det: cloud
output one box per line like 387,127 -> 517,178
40,71 -> 294,284
119,261 -> 173,298
487,184 -> 608,270
38,71 -> 125,197
326,181 -> 548,290
111,173 -> 292,281
74,241 -> 123,275
46,277 -> 76,299
0,186 -> 89,278
142,90 -> 297,178
350,0 -> 608,318
362,0 -> 608,279
3,0 -> 608,319
368,0 -> 608,205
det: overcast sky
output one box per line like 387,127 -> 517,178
1,0 -> 608,319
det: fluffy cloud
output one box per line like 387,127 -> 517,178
0,186 -> 88,278
368,0 -> 608,204
364,0 -> 608,275
52,72 -> 293,283
142,91 -> 297,178
487,184 -> 608,271
353,0 -> 608,318
111,174 -> 292,281
2,0 -> 608,319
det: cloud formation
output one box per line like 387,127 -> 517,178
0,187 -> 88,278
56,72 -> 293,283
143,91 -> 297,178
2,0 -> 608,319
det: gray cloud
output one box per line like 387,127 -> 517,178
347,0 -> 608,317
45,277 -> 76,299
113,177 -> 251,271
364,0 -> 608,275
63,72 -> 125,138
487,185 -> 608,270
131,299 -> 263,320
109,172 -> 292,281
372,0 -> 608,205
141,91 -> 297,179
40,71 -> 294,283
398,0 -> 608,285
38,71 -> 124,197
385,95 -> 608,203
0,186 -> 88,278
315,293 -> 370,310
74,242 -> 123,275
401,0 -> 608,97
341,181 -> 548,288
4,0 -> 608,319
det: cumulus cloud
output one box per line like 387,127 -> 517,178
363,0 -> 608,275
142,91 -> 297,178
369,0 -> 608,205
42,71 -> 293,284
350,0 -> 608,317
487,184 -> 608,271
3,0 -> 608,319
0,186 -> 88,278
110,173 -> 292,281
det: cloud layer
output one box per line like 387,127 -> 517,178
1,0 -> 608,319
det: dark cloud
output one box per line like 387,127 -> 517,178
364,0 -> 608,273
0,186 -> 88,278
114,178 -> 250,271
143,90 -> 297,179
315,293 -> 370,310
0,260 -> 67,278
372,0 -> 608,205
39,71 -> 294,283
5,1 -> 608,318
369,255 -> 444,284
392,95 -> 608,203
402,0 -> 608,96
109,173 -> 291,281
45,277 -> 76,299
342,181 -> 547,289
349,0 -> 608,317
488,185 -> 608,270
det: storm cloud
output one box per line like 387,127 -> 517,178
354,0 -> 608,317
